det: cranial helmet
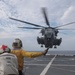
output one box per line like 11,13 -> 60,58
0,45 -> 11,54
12,38 -> 22,48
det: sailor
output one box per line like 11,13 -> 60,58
11,38 -> 49,75
0,45 -> 19,75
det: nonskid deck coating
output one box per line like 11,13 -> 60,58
23,55 -> 75,75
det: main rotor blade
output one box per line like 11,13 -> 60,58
42,7 -> 50,27
18,27 -> 41,29
58,28 -> 75,30
55,22 -> 75,28
9,17 -> 45,28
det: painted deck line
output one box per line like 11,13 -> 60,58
52,64 -> 75,66
40,55 -> 56,75
51,67 -> 75,73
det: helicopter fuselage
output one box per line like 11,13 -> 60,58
37,28 -> 62,48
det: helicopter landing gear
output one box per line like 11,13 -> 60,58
41,44 -> 43,47
54,45 -> 57,48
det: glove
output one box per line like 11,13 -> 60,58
43,47 -> 49,56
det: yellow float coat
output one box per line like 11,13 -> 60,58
11,49 -> 43,70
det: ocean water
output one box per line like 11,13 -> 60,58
47,50 -> 75,55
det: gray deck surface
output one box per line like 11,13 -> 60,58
23,55 -> 75,75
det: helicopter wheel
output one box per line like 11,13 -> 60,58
41,45 -> 43,47
54,45 -> 57,48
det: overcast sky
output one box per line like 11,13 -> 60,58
0,0 -> 75,51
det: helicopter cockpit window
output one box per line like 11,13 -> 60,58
45,29 -> 54,38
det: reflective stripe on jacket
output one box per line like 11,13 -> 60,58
11,49 -> 43,70
0,53 -> 19,75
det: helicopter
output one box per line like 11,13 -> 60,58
9,8 -> 75,48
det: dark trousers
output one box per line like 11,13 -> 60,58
19,70 -> 23,75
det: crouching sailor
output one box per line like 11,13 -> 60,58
0,45 -> 19,75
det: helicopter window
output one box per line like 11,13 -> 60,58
45,31 -> 53,38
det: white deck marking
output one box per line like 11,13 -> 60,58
51,67 -> 75,73
24,64 -> 46,66
52,64 -> 75,66
40,55 -> 56,75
